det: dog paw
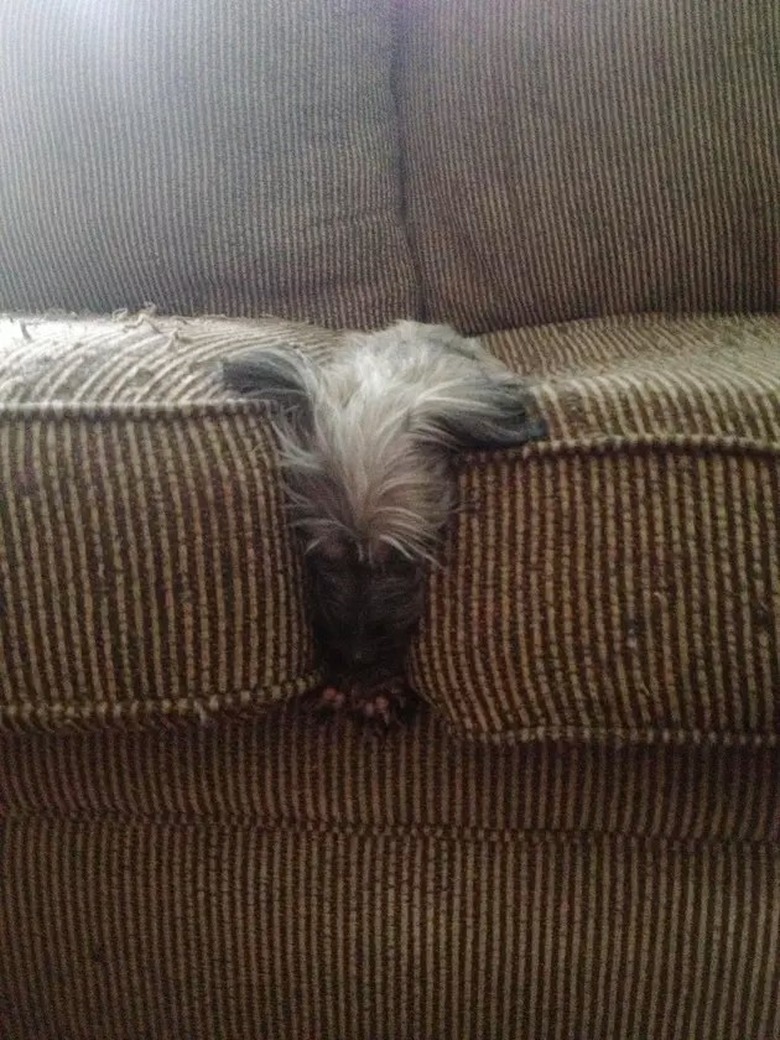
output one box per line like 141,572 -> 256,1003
348,676 -> 418,727
304,677 -> 419,727
304,684 -> 348,717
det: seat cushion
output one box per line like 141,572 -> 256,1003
0,1 -> 414,327
411,314 -> 780,743
0,311 -> 778,745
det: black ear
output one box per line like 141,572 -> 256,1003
434,380 -> 548,451
394,324 -> 549,452
222,345 -> 315,414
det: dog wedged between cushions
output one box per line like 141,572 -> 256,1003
224,321 -> 547,724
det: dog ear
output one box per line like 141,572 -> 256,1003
380,323 -> 547,452
426,374 -> 548,451
407,333 -> 548,451
223,345 -> 316,424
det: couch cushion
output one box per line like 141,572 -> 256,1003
0,314 -> 331,726
0,1 -> 414,327
412,314 -> 780,743
0,311 -> 778,745
400,0 -> 780,332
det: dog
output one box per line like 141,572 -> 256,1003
223,321 -> 546,723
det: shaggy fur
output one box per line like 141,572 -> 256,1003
224,321 -> 546,722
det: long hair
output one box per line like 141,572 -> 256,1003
224,320 -> 546,715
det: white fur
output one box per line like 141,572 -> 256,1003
225,320 -> 542,564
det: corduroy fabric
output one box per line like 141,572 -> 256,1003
0,314 -> 334,726
0,1 -> 415,327
1,312 -> 778,742
414,440 -> 780,744
0,312 -> 342,407
0,403 -> 319,727
399,0 -> 780,333
1,712 -> 779,1039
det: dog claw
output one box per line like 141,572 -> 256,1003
303,684 -> 347,717
320,685 -> 346,709
349,679 -> 418,727
305,678 -> 418,727
359,693 -> 391,724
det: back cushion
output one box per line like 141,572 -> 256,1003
400,0 -> 780,333
0,0 -> 415,328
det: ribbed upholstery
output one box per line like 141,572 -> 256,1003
412,315 -> 780,742
2,0 -> 779,1034
0,314 -> 331,726
0,313 -> 341,407
0,1 -> 415,327
1,312 -> 778,745
0,403 -> 321,726
1,713 -> 779,1039
400,0 -> 780,332
416,441 -> 779,744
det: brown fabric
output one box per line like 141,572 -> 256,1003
0,314 -> 334,725
1,312 -> 778,743
0,312 -> 342,406
5,2 -> 777,338
484,314 -> 780,441
0,403 -> 319,726
1,712 -> 779,1038
411,314 -> 780,743
400,0 -> 780,333
0,2 -> 415,328
415,441 -> 779,744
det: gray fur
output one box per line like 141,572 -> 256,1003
223,320 -> 546,720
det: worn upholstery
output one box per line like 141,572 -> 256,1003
1,0 -> 779,1037
1,311 -> 779,1038
1,312 -> 779,746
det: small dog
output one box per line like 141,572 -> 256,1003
224,321 -> 546,723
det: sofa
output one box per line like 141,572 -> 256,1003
1,1 -> 778,1037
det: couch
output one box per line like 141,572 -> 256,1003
1,1 -> 778,1037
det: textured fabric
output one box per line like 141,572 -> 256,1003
0,1 -> 415,327
1,311 -> 778,745
0,321 -> 328,727
1,712 -> 779,1039
3,1 -> 777,334
0,314 -> 338,725
416,442 -> 779,744
0,403 -> 319,726
411,314 -> 780,742
400,0 -> 780,333
0,311 -> 342,406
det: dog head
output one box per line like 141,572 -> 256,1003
224,321 -> 545,675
